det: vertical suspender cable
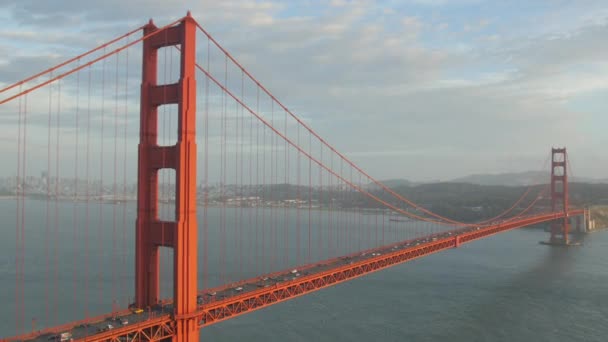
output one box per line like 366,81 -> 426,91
373,177 -> 377,247
248,77 -> 254,275
356,170 -> 360,250
85,65 -> 92,320
203,36 -> 210,291
262,121 -> 266,273
21,93 -> 28,332
98,48 -> 107,307
270,100 -> 275,271
240,71 -> 245,278
349,166 -> 353,254
15,85 -> 22,334
54,77 -> 62,325
235,82 -> 241,279
318,144 -> 323,260
284,109 -> 288,268
73,59 -> 81,317
382,197 -> 385,245
308,132 -> 312,264
328,154 -> 332,258
255,86 -> 260,277
339,158 -> 343,254
45,72 -> 53,327
234,99 -> 240,281
220,55 -> 227,285
121,36 -> 130,307
296,124 -> 301,266
112,51 -> 120,312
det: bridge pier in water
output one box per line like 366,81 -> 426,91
575,212 -> 588,233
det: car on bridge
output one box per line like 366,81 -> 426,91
48,332 -> 72,341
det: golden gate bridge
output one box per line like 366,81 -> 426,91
0,13 -> 586,341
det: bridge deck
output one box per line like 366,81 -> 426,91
6,210 -> 582,342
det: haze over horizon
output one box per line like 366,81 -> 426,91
1,0 -> 607,182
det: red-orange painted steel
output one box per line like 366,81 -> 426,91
134,13 -> 199,342
550,148 -> 570,244
136,19 -> 161,308
172,13 -> 199,342
76,316 -> 175,342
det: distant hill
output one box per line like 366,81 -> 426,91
371,179 -> 415,188
450,171 -> 547,186
449,171 -> 608,187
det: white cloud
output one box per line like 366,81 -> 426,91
329,0 -> 348,7
1,0 -> 608,181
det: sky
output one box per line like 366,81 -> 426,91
0,0 -> 607,182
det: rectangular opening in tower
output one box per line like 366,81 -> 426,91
158,168 -> 176,221
158,246 -> 174,303
554,182 -> 564,193
156,46 -> 181,86
553,166 -> 565,176
157,104 -> 178,146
